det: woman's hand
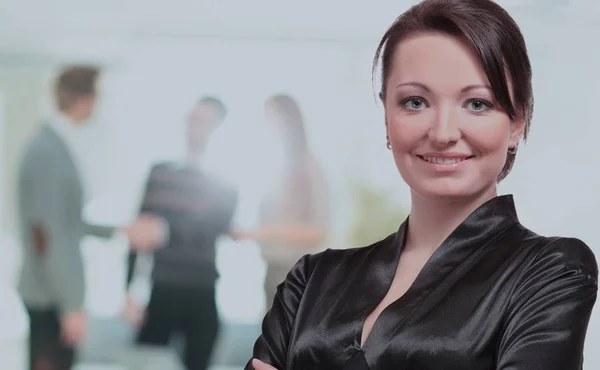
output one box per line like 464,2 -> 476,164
228,229 -> 258,241
231,225 -> 326,247
252,359 -> 278,370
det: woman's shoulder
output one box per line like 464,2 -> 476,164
523,235 -> 598,278
508,224 -> 598,289
286,234 -> 397,290
306,232 -> 398,270
500,231 -> 598,322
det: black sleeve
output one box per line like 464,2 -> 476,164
245,252 -> 320,370
125,164 -> 160,290
496,237 -> 598,370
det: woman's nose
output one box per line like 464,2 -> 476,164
427,107 -> 461,146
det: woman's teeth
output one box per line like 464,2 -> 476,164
421,156 -> 467,164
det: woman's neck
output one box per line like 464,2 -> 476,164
405,185 -> 498,254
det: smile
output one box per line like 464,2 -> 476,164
418,156 -> 472,164
416,154 -> 475,172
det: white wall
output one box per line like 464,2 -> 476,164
0,67 -> 49,235
0,70 -> 41,370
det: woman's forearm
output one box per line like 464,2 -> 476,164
235,224 -> 326,247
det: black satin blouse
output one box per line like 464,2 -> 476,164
245,195 -> 598,370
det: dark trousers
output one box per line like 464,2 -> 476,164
26,307 -> 75,370
136,283 -> 219,370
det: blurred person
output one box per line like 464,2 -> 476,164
231,94 -> 329,311
16,65 -> 156,370
124,96 -> 238,370
247,1 -> 597,370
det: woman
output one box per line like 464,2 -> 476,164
247,1 -> 598,369
232,94 -> 329,310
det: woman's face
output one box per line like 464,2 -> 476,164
383,32 -> 524,200
263,102 -> 288,169
265,102 -> 292,147
265,102 -> 285,135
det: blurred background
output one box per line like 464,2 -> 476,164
1,0 -> 600,369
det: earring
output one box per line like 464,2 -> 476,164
508,145 -> 518,155
386,138 -> 391,150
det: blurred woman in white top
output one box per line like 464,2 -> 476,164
232,94 -> 329,310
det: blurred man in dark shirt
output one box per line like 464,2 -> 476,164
125,97 -> 238,370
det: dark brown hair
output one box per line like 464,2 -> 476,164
265,93 -> 315,221
55,65 -> 100,111
198,96 -> 227,123
373,0 -> 533,181
267,93 -> 309,157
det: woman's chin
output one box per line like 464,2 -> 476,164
410,179 -> 487,201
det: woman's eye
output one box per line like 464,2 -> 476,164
466,99 -> 492,112
402,98 -> 427,110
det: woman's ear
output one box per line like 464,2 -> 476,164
509,118 -> 525,148
380,91 -> 387,128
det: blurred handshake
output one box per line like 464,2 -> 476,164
120,213 -> 169,252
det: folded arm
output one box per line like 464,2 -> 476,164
245,252 -> 321,370
497,238 -> 598,370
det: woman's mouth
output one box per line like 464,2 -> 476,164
418,155 -> 474,164
416,154 -> 475,172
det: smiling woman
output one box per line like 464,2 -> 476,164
244,1 -> 597,370
382,31 -> 525,199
